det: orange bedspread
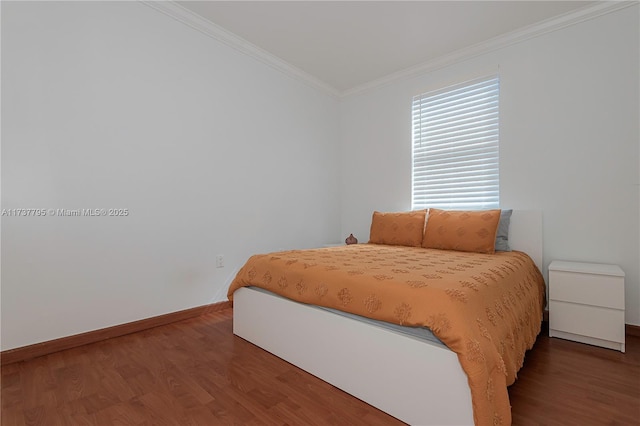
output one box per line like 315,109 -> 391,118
227,244 -> 545,426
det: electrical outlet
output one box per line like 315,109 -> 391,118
216,255 -> 224,268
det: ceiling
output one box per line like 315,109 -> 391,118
177,1 -> 594,94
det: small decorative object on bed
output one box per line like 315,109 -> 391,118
228,209 -> 545,426
345,233 -> 358,245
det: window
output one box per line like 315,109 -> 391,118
411,76 -> 499,210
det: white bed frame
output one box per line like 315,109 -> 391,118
233,210 -> 542,425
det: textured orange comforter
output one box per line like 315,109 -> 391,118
227,244 -> 545,426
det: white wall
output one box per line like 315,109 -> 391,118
339,6 -> 640,324
1,1 -> 341,350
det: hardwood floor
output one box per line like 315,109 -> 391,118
509,323 -> 640,425
2,309 -> 639,425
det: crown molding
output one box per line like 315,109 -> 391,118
342,1 -> 637,98
141,1 -> 341,99
141,1 -> 635,100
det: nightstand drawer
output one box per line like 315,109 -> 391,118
549,300 -> 625,343
549,270 -> 624,309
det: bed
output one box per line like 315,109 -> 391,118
228,210 -> 545,426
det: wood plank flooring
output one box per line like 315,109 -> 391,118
2,309 -> 639,425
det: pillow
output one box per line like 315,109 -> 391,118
495,209 -> 513,251
422,208 -> 501,254
369,210 -> 427,247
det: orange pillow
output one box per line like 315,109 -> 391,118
422,208 -> 501,254
369,210 -> 427,247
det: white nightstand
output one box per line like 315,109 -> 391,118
549,260 -> 625,352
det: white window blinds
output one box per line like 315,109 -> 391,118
412,76 -> 499,210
